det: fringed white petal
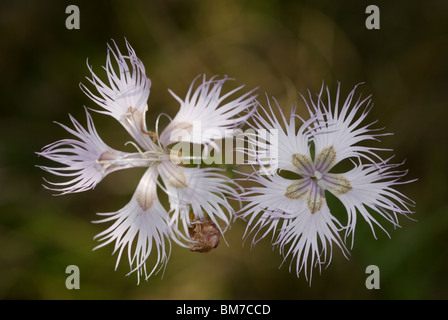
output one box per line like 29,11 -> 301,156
160,75 -> 257,148
242,97 -> 315,175
80,39 -> 156,151
93,167 -> 173,283
336,159 -> 415,247
275,205 -> 348,284
36,108 -> 129,195
238,171 -> 307,246
304,83 -> 391,164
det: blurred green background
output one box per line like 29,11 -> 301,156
0,0 -> 447,299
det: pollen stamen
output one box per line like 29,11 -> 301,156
315,146 -> 337,172
291,153 -> 313,174
285,180 -> 308,199
327,174 -> 352,195
306,183 -> 324,214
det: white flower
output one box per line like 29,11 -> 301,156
240,83 -> 414,283
38,40 -> 256,282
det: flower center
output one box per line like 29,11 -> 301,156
285,145 -> 352,214
313,170 -> 328,190
313,171 -> 322,180
285,178 -> 325,214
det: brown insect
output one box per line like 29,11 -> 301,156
188,220 -> 221,253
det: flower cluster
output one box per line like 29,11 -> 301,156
37,40 -> 414,284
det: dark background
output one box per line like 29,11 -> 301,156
0,0 -> 446,299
